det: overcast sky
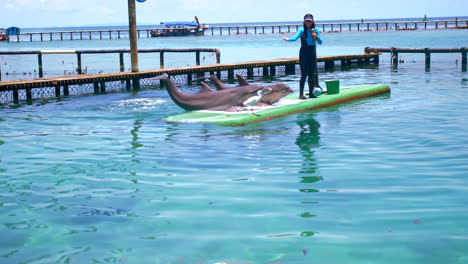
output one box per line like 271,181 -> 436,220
2,0 -> 467,28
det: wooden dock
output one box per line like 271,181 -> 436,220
365,47 -> 467,69
0,53 -> 378,104
6,19 -> 468,42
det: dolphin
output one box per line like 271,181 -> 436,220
209,74 -> 294,105
154,74 -> 270,111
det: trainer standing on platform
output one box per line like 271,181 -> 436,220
282,14 -> 323,99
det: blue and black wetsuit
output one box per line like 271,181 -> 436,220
287,27 -> 323,98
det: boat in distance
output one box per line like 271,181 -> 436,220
151,17 -> 208,37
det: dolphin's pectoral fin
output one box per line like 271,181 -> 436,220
198,82 -> 215,94
236,74 -> 250,86
262,87 -> 272,94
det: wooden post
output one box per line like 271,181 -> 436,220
100,31 -> 102,39
269,66 -> 275,76
50,33 -> 53,41
13,89 -> 19,104
26,88 -> 32,102
89,32 -> 92,40
160,51 -> 164,69
126,79 -> 132,91
77,53 -> 82,74
100,82 -> 106,93
245,27 -> 248,34
262,66 -> 268,77
247,68 -> 253,79
41,33 -> 43,42
228,70 -> 234,81
461,47 -> 467,71
128,0 -> 139,72
196,51 -> 200,65
55,85 -> 61,97
80,32 -> 83,40
425,48 -> 431,68
133,78 -> 140,91
325,60 -> 335,71
64,85 -> 69,96
392,51 -> 398,67
120,52 -> 125,72
38,53 -> 44,78
71,32 -> 73,40
187,73 -> 192,85
94,83 -> 99,94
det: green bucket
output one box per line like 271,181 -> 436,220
325,80 -> 340,94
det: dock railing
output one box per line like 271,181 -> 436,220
6,19 -> 468,42
0,53 -> 379,104
365,47 -> 468,70
0,48 -> 221,81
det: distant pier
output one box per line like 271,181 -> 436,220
5,19 -> 468,42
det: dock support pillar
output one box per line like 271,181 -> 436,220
325,61 -> 335,71
94,83 -> 99,94
26,88 -> 32,102
120,52 -> 125,72
425,48 -> 431,69
133,79 -> 140,91
38,54 -> 44,78
247,68 -> 254,79
77,53 -> 82,74
461,48 -> 467,71
262,67 -> 268,77
13,89 -> 19,104
100,82 -> 106,93
126,79 -> 132,91
55,85 -> 61,97
227,70 -> 234,82
391,48 -> 398,67
63,85 -> 69,96
187,73 -> 193,85
160,52 -> 164,69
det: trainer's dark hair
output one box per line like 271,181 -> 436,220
303,14 -> 316,29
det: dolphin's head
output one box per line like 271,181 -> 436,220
260,83 -> 294,104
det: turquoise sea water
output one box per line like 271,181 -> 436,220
1,29 -> 468,263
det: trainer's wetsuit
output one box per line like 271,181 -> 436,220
287,27 -> 322,98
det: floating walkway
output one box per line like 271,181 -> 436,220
5,19 -> 468,42
0,53 -> 378,104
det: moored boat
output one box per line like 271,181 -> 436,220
0,28 -> 8,41
151,17 -> 208,37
